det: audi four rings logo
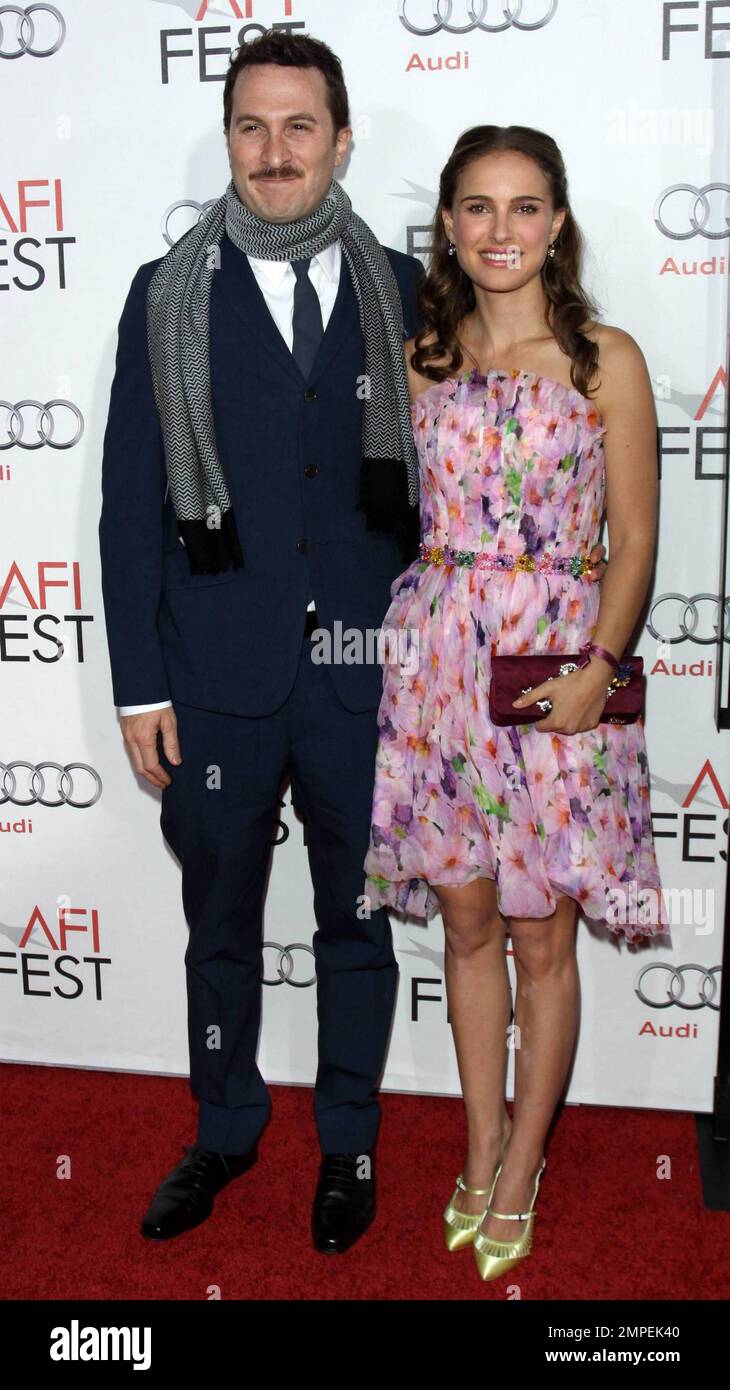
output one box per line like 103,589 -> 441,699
0,400 -> 83,450
161,199 -> 218,249
398,0 -> 558,34
654,184 -> 730,241
1,762 -> 102,808
635,964 -> 721,1011
262,941 -> 315,987
0,4 -> 65,58
646,594 -> 730,646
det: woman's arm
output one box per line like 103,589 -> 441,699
582,326 -> 659,669
512,327 -> 659,732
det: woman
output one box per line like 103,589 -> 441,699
363,125 -> 670,1282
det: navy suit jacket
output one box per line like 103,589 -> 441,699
98,234 -> 424,716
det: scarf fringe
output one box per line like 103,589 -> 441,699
357,457 -> 420,565
177,509 -> 244,575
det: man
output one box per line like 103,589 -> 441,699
99,29 -> 607,1256
98,30 -> 423,1255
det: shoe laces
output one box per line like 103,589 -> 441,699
320,1152 -> 367,1183
181,1144 -> 219,1185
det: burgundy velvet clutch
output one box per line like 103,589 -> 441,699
488,654 -> 645,727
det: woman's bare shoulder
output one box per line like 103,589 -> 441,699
582,321 -> 647,377
580,321 -> 652,408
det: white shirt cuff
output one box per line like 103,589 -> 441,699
118,700 -> 173,715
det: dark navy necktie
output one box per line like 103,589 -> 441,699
291,258 -> 324,380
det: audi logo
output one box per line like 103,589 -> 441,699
646,593 -> 730,646
635,963 -> 721,1011
0,3 -> 65,58
261,941 -> 315,987
398,0 -> 558,35
161,199 -> 218,249
654,184 -> 730,241
0,399 -> 83,450
1,762 -> 102,808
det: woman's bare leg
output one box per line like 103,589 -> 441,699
432,874 -> 513,1215
478,895 -> 580,1243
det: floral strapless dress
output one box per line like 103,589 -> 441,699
363,369 -> 669,943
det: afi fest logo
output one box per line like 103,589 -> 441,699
662,1 -> 730,60
0,901 -> 112,1002
0,178 -> 74,291
0,559 -> 94,670
156,0 -> 306,84
655,366 -> 727,483
651,758 -> 729,867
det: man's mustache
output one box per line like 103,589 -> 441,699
251,166 -> 304,181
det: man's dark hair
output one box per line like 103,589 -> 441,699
223,30 -> 350,138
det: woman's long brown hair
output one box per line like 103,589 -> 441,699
413,125 -> 601,399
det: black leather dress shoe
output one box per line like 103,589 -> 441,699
312,1151 -> 376,1254
140,1143 -> 258,1240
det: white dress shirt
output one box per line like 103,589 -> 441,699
118,243 -> 342,716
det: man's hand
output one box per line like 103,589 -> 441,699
587,541 -> 608,582
121,706 -> 181,789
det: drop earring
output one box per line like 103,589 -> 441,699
547,242 -> 556,258
448,242 -> 456,257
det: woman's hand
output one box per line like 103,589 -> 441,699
587,541 -> 607,583
511,656 -> 614,734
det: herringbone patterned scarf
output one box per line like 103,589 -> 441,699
146,178 -> 419,574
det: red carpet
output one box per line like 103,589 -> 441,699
2,1061 -> 727,1301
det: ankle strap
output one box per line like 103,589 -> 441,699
485,1159 -> 546,1221
456,1172 -> 493,1198
486,1205 -> 538,1222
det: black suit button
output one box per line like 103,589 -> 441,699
304,464 -> 318,478
296,538 -> 308,553
304,387 -> 317,401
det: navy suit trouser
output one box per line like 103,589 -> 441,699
158,629 -> 398,1156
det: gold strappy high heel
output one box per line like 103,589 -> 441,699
443,1164 -> 502,1252
473,1158 -> 546,1279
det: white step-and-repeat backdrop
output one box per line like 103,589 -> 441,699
2,0 -> 729,1110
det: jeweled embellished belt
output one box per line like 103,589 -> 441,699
418,542 -> 593,578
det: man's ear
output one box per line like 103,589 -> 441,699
334,125 -> 353,169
